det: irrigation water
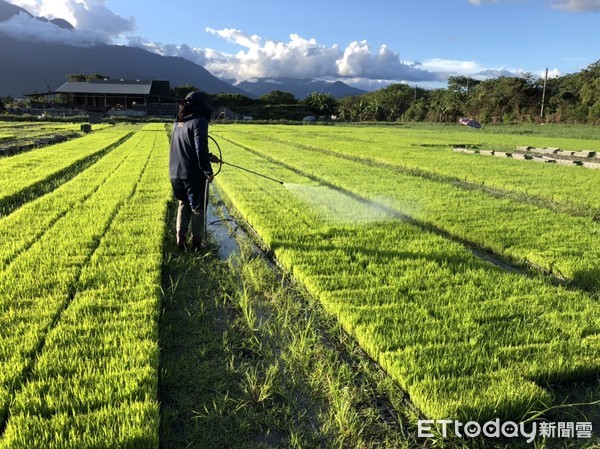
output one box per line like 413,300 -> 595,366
283,182 -> 395,225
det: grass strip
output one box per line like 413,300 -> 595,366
159,198 -> 421,448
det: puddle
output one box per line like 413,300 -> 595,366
206,190 -> 262,261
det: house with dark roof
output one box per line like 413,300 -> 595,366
49,79 -> 177,116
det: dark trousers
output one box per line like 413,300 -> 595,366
171,178 -> 208,240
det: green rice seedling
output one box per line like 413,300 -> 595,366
239,123 -> 600,213
0,126 -> 138,214
210,132 -> 600,426
0,401 -> 159,449
0,126 -> 169,444
214,126 -> 600,291
0,133 -> 146,269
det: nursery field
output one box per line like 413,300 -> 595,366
0,122 -> 113,157
210,124 -> 600,425
0,121 -> 598,447
0,123 -> 170,448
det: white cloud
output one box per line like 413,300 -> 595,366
130,29 -> 442,85
468,0 -> 600,11
7,0 -> 135,41
0,11 -> 102,45
551,0 -> 600,12
420,58 -> 559,81
336,41 -> 439,81
206,27 -> 262,50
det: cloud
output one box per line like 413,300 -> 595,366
7,0 -> 135,42
131,29 -> 442,85
467,0 -> 600,11
204,29 -> 342,80
336,41 -> 441,82
0,11 -> 102,45
420,58 -> 559,80
551,0 -> 600,12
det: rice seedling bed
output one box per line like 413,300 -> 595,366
210,128 -> 600,424
0,124 -> 170,447
244,124 -> 600,215
0,126 -> 137,216
213,127 -> 600,292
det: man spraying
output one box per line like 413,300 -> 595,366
169,91 -> 220,251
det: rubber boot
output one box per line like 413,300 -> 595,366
190,207 -> 204,252
176,201 -> 192,250
176,230 -> 187,250
190,236 -> 202,252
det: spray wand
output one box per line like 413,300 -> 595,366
208,135 -> 284,184
219,160 -> 284,184
202,135 -> 284,238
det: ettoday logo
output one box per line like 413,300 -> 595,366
418,419 -> 593,443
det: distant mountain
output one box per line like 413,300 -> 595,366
0,35 -> 248,97
236,77 -> 366,99
0,0 -> 28,22
0,0 -> 246,97
0,0 -> 74,29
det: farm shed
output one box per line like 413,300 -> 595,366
47,79 -> 177,116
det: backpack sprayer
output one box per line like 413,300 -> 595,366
202,135 -> 284,238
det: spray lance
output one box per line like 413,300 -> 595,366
202,135 -> 284,238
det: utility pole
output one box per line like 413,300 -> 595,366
540,67 -> 548,118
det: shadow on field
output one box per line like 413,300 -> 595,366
546,376 -> 600,437
571,268 -> 600,293
159,228 -> 235,448
158,201 -> 248,448
158,202 -> 289,449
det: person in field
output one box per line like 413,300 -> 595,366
169,91 -> 219,251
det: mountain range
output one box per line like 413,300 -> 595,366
236,78 -> 365,99
0,0 -> 363,99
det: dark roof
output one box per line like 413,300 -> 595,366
54,79 -> 170,96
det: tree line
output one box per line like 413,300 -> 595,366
336,60 -> 599,124
2,61 -> 598,124
198,60 -> 599,124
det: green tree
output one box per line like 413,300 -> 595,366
171,84 -> 199,101
426,88 -> 465,122
447,76 -> 480,96
404,97 -> 430,121
212,93 -> 256,108
468,76 -> 537,123
0,96 -> 14,109
302,92 -> 339,117
66,73 -> 109,82
366,84 -> 414,121
338,96 -> 365,121
260,90 -> 297,105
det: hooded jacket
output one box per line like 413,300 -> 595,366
169,112 -> 213,180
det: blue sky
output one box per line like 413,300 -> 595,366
5,0 -> 600,90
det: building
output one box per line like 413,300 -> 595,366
49,79 -> 177,117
